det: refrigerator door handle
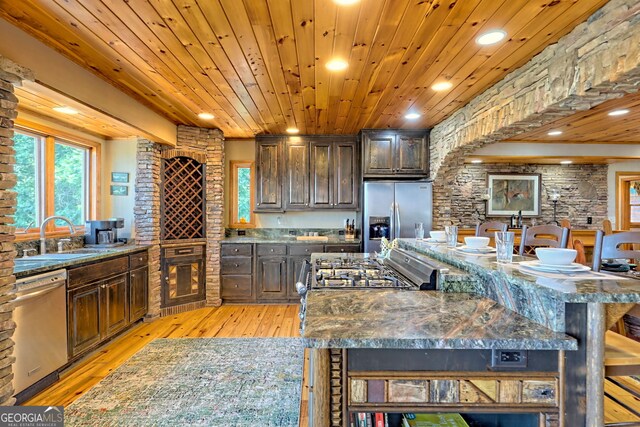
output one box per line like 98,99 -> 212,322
389,203 -> 395,241
395,203 -> 401,239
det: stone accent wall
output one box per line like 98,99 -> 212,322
135,127 -> 224,315
134,139 -> 162,318
0,56 -> 33,405
448,163 -> 607,229
430,0 -> 640,227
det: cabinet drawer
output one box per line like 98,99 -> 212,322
257,244 -> 287,256
129,251 -> 148,270
164,245 -> 204,258
221,257 -> 252,275
221,244 -> 252,257
221,276 -> 253,299
68,256 -> 129,288
289,244 -> 324,256
325,244 -> 361,253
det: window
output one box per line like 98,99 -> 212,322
229,161 -> 255,228
616,172 -> 640,230
13,127 -> 97,236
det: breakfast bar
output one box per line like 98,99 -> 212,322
300,243 -> 640,426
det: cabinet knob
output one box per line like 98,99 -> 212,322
165,276 -> 169,281
341,249 -> 345,252
305,249 -> 309,252
234,248 -> 239,252
234,284 -> 238,288
234,263 -> 239,267
257,203 -> 260,206
101,284 -> 106,289
131,274 -> 136,278
270,249 -> 274,252
139,257 -> 143,262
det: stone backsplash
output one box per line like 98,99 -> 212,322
447,163 -> 607,229
225,228 -> 349,238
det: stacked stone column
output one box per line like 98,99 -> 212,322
0,56 -> 33,405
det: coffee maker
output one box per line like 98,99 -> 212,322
85,218 -> 125,246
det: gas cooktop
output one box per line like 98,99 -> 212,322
313,257 -> 406,289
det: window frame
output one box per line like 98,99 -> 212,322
13,122 -> 100,241
229,160 -> 255,229
616,172 -> 640,230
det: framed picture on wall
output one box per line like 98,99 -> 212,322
487,173 -> 541,217
110,185 -> 128,196
111,172 -> 129,183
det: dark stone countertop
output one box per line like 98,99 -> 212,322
302,289 -> 577,351
399,239 -> 640,304
14,245 -> 150,278
222,236 -> 361,245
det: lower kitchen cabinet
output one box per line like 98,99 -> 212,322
161,245 -> 206,308
221,242 -> 362,303
67,250 -> 149,360
256,256 -> 288,300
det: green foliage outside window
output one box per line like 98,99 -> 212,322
13,133 -> 38,229
54,142 -> 86,226
237,167 -> 251,223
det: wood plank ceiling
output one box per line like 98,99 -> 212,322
0,0 -> 610,138
504,90 -> 640,144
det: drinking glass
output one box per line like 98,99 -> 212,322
445,225 -> 458,248
495,231 -> 515,263
414,223 -> 424,240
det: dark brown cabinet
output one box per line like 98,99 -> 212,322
255,135 -> 359,212
220,243 -> 254,302
362,129 -> 429,177
256,255 -> 288,300
310,139 -> 358,209
255,138 -> 284,212
67,251 -> 149,360
285,140 -> 310,210
161,245 -> 205,308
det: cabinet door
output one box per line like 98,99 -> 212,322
255,139 -> 283,211
129,267 -> 148,323
333,140 -> 358,209
256,256 -> 288,300
395,134 -> 428,175
162,255 -> 205,308
285,141 -> 310,209
68,284 -> 101,358
288,256 -> 309,299
310,141 -> 333,208
102,274 -> 128,338
363,133 -> 395,176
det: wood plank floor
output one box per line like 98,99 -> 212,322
24,305 -> 640,425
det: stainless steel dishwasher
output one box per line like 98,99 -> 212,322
13,269 -> 68,400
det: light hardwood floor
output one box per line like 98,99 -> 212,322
25,305 -> 640,425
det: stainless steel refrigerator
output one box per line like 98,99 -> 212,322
363,181 -> 432,253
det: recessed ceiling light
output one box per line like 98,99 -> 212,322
547,130 -> 563,136
52,106 -> 79,115
198,113 -> 214,120
431,81 -> 453,92
560,160 -> 573,164
286,127 -> 299,134
476,30 -> 507,46
608,109 -> 630,116
404,113 -> 421,120
326,59 -> 348,71
333,0 -> 359,4
470,159 -> 483,164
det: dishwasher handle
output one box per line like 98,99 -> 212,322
14,282 -> 64,303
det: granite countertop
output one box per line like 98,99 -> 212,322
399,239 -> 640,304
14,245 -> 150,278
223,236 -> 361,244
302,289 -> 577,350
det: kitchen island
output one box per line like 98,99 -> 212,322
301,245 -> 640,426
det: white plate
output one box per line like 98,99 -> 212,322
425,238 -> 446,243
457,246 -> 496,254
520,261 -> 591,273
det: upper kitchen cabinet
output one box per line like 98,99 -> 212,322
361,129 -> 430,178
255,137 -> 284,212
256,135 -> 359,212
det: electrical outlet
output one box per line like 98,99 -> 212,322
587,217 -> 592,224
237,230 -> 246,236
491,349 -> 527,368
288,230 -> 296,236
338,230 -> 345,235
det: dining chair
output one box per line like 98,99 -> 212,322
592,230 -> 640,272
573,239 -> 587,265
602,219 -> 613,235
559,219 -> 573,249
518,224 -> 570,256
475,221 -> 508,238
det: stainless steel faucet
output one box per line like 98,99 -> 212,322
40,216 -> 76,255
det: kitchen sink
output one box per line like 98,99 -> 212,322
19,253 -> 93,261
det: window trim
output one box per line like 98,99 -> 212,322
229,161 -> 255,229
13,120 -> 101,241
616,172 -> 640,230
